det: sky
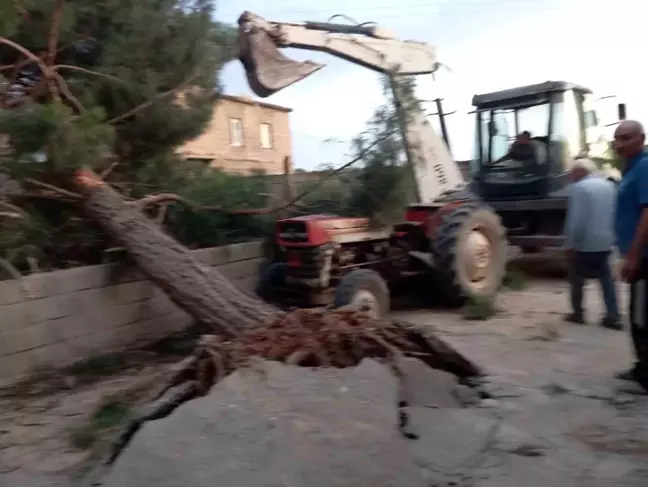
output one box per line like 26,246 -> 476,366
216,0 -> 648,170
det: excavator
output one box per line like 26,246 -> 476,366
237,11 -> 622,316
469,81 -> 624,252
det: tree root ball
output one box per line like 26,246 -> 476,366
165,307 -> 483,395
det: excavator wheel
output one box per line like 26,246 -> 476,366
431,201 -> 507,308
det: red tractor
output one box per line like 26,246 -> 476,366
238,11 -> 508,316
256,200 -> 507,318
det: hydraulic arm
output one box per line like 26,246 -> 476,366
236,11 -> 466,203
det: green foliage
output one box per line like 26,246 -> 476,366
0,1 -> 241,270
165,168 -> 273,248
462,295 -> 499,321
346,75 -> 421,225
0,103 -> 113,177
1,0 -> 236,172
69,395 -> 131,450
502,265 -> 528,291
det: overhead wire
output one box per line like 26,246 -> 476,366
219,0 -> 601,20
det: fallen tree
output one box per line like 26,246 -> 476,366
72,167 -> 482,380
70,167 -> 484,466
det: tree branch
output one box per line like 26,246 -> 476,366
52,71 -> 86,113
47,0 -> 66,66
0,200 -> 27,219
24,178 -> 83,200
99,161 -> 120,179
0,37 -> 86,113
52,64 -> 125,85
107,72 -> 198,124
0,37 -> 58,101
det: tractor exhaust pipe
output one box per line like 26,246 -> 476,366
237,11 -> 323,98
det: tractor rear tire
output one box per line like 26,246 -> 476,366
431,201 -> 507,308
255,262 -> 287,304
333,269 -> 390,319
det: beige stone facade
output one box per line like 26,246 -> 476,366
177,94 -> 293,175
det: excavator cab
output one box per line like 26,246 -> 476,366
470,81 -> 619,201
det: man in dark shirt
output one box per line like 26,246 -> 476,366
491,131 -> 548,168
614,120 -> 648,386
491,131 -> 535,165
509,131 -> 535,161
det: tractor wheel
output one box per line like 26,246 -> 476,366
431,201 -> 507,308
333,269 -> 390,319
255,262 -> 287,304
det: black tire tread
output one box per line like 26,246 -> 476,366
333,269 -> 390,317
431,201 -> 506,308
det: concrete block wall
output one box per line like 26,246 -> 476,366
0,241 -> 264,385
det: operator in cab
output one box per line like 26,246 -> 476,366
490,131 -> 546,166
509,131 -> 535,161
614,119 -> 648,388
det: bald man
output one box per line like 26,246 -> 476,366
614,120 -> 648,386
564,158 -> 620,329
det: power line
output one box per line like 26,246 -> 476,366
222,0 -> 554,14
218,0 -> 599,19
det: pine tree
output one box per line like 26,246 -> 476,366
347,75 -> 422,226
0,0 -> 236,268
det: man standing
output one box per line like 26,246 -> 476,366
613,120 -> 648,385
564,158 -> 621,330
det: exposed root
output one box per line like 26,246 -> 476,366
107,381 -> 200,465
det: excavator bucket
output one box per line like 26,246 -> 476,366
237,12 -> 324,98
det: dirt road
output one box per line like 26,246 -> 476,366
394,274 -> 648,486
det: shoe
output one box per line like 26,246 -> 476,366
564,313 -> 585,324
601,316 -> 624,331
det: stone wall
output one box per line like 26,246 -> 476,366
0,241 -> 264,385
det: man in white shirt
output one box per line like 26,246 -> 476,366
564,158 -> 621,330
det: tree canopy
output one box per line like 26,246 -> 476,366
0,0 -> 239,269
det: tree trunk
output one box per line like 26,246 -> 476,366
72,168 -> 279,338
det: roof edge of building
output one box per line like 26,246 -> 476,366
219,94 -> 292,112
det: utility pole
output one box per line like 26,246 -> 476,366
430,98 -> 455,155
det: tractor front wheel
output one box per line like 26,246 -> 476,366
333,269 -> 390,319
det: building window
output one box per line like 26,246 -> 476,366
229,118 -> 243,147
259,122 -> 273,149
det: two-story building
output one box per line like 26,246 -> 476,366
177,94 -> 293,175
